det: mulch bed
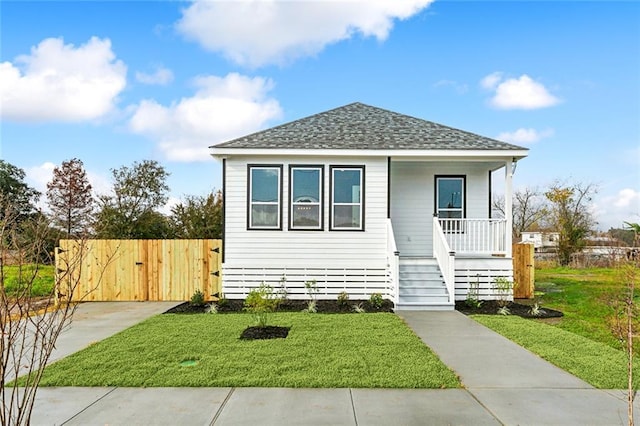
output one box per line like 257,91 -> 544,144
239,326 -> 290,340
164,299 -> 395,315
455,300 -> 564,319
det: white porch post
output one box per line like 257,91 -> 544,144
504,159 -> 514,257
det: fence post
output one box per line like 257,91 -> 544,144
513,243 -> 535,299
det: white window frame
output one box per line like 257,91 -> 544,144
248,165 -> 282,230
330,166 -> 364,231
290,165 -> 323,231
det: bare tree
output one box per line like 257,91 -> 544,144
46,158 -> 94,238
545,181 -> 597,266
0,194 -> 99,425
493,187 -> 548,240
609,261 -> 640,426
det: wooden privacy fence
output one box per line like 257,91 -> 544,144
55,239 -> 221,302
513,242 -> 535,299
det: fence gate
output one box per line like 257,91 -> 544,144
55,239 -> 221,302
513,242 -> 534,299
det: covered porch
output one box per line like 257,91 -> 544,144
388,158 -> 517,310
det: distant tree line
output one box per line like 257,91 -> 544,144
494,180 -> 638,265
0,159 -> 223,262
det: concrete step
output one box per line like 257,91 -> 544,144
395,302 -> 454,311
400,286 -> 448,296
399,294 -> 450,304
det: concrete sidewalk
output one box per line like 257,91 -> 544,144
22,307 -> 640,425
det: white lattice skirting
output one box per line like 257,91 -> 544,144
222,266 -> 395,301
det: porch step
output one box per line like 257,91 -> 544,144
397,258 -> 453,311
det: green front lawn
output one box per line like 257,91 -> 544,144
473,315 -> 640,389
33,313 -> 460,388
535,266 -> 635,352
2,264 -> 55,297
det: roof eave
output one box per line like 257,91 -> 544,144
210,147 -> 529,161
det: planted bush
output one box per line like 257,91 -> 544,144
244,283 -> 282,327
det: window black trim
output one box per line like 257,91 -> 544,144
329,165 -> 365,232
247,164 -> 283,231
288,164 -> 324,231
434,175 -> 466,233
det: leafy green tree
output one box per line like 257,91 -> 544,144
46,158 -> 94,237
95,160 -> 171,239
171,190 -> 223,239
0,160 -> 40,222
545,181 -> 597,265
624,222 -> 640,247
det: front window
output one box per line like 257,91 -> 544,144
290,166 -> 323,230
331,166 -> 364,230
436,176 -> 465,232
248,165 -> 281,229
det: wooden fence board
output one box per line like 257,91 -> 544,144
56,239 -> 221,302
513,243 -> 535,299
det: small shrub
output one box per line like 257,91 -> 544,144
305,279 -> 319,302
337,291 -> 349,307
369,293 -> 384,309
205,303 -> 218,314
529,303 -> 544,317
465,275 -> 483,309
190,289 -> 205,306
493,277 -> 514,307
244,283 -> 282,327
277,275 -> 289,300
497,306 -> 511,316
353,303 -> 366,313
216,293 -> 228,308
304,300 -> 317,313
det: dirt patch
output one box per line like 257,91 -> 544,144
455,300 -> 563,319
240,326 -> 290,340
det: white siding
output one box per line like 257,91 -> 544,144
390,161 -> 492,257
454,258 -> 513,301
223,155 -> 390,298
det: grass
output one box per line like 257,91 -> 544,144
31,313 -> 460,388
2,264 -> 55,297
473,315 -> 640,389
535,266 -> 634,352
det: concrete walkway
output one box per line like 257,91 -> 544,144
20,306 -> 640,425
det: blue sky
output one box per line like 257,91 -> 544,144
1,1 -> 638,230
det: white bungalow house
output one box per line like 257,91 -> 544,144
210,103 -> 528,310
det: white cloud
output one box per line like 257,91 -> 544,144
480,72 -> 503,90
176,0 -> 433,67
0,37 -> 127,122
595,188 -> 640,230
497,128 -> 554,145
129,72 -> 282,162
434,79 -> 468,94
136,66 -> 174,86
25,162 -> 56,194
481,73 -> 560,110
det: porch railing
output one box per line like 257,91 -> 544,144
438,218 -> 508,255
386,219 -> 400,306
432,217 -> 455,304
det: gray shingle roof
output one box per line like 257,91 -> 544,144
212,102 -> 527,151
